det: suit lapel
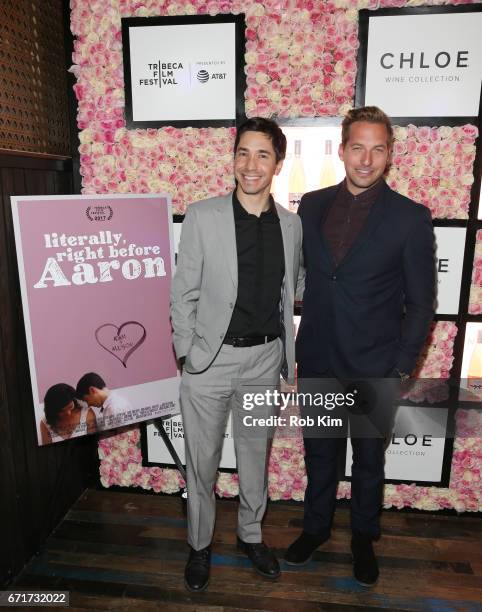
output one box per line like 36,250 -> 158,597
315,187 -> 339,271
276,203 -> 294,298
214,194 -> 237,288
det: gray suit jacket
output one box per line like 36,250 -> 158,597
170,193 -> 304,384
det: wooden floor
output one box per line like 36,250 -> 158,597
14,488 -> 482,611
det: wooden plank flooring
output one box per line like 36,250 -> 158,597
14,488 -> 482,611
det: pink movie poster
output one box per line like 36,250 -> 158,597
11,194 -> 180,445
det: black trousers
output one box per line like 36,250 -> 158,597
298,365 -> 394,540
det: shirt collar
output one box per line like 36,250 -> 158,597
340,178 -> 384,206
232,191 -> 278,219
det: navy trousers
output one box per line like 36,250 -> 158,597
298,365 -> 390,540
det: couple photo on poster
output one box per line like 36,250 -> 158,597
40,372 -> 132,445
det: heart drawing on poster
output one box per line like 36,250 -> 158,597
95,321 -> 147,368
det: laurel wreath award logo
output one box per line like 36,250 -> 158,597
86,205 -> 113,222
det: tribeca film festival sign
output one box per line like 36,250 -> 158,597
122,15 -> 244,127
363,8 -> 482,118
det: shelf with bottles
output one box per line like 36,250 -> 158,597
272,125 -> 346,211
459,321 -> 482,403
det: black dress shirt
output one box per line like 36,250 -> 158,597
324,179 -> 383,266
226,193 -> 284,337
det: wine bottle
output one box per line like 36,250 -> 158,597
467,329 -> 482,400
319,139 -> 337,188
288,140 -> 306,212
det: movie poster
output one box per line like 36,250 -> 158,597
11,194 -> 180,445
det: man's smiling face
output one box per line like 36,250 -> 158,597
234,130 -> 283,201
338,121 -> 391,195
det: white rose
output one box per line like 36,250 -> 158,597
78,129 -> 93,144
268,89 -> 281,102
345,9 -> 358,24
255,72 -> 269,85
289,44 -> 302,57
334,61 -> 344,76
311,86 -> 324,101
441,154 -> 455,168
245,99 -> 256,112
148,177 -> 162,191
114,128 -> 126,142
247,3 -> 265,17
86,32 -> 99,43
167,4 -> 181,16
338,103 -> 353,116
393,126 -> 408,141
460,174 -> 474,186
331,80 -> 344,93
439,126 -> 452,139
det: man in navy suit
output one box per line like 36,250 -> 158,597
284,107 -> 435,586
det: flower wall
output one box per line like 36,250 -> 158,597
71,0 -> 478,215
71,0 -> 481,511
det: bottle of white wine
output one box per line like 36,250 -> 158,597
288,140 -> 306,212
467,329 -> 482,400
319,139 -> 337,188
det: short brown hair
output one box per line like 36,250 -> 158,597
341,106 -> 393,148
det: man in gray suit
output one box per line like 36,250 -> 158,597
171,117 -> 303,592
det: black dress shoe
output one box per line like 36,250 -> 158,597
184,544 -> 211,592
351,532 -> 379,587
237,537 -> 280,578
284,531 -> 327,565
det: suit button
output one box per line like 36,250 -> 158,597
331,274 -> 337,281
229,303 -> 233,308
220,334 -> 224,339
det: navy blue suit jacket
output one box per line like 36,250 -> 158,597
296,181 -> 435,378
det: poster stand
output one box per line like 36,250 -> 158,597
152,416 -> 187,482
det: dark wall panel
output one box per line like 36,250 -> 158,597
0,153 -> 97,586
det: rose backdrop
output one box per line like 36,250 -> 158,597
71,0 -> 477,215
70,0 -> 481,510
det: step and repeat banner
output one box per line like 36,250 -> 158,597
13,4 -> 479,498
142,5 -> 481,488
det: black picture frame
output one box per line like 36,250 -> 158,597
355,5 -> 482,126
121,14 -> 247,129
